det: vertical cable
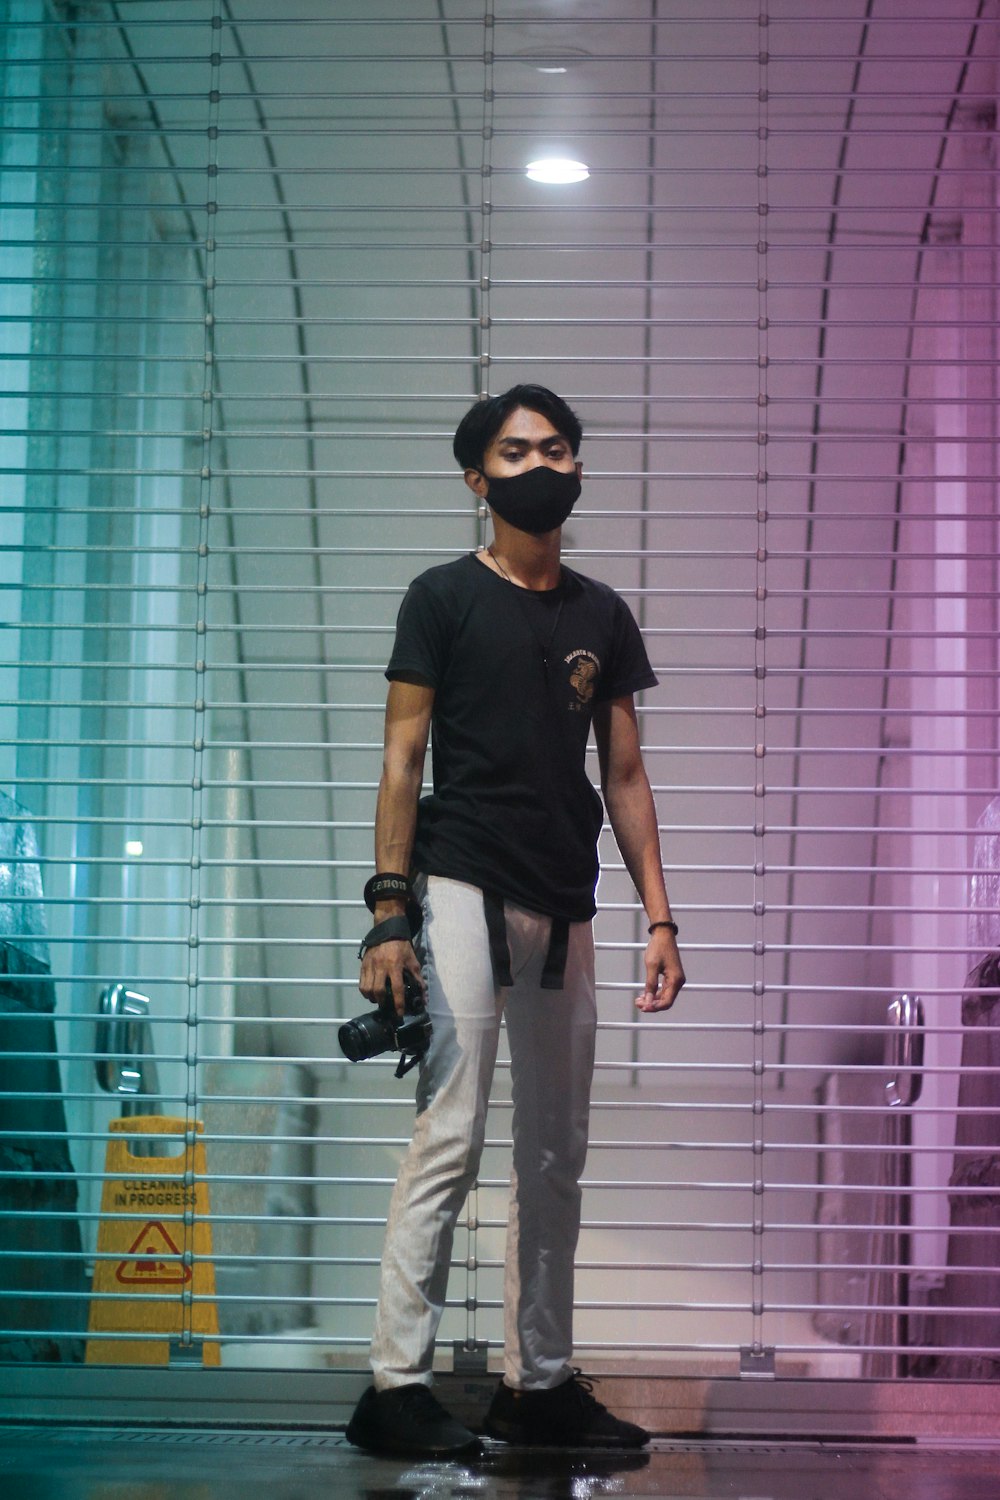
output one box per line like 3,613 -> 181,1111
461,0 -> 496,1369
475,1 -> 495,554
180,2 -> 221,1357
749,6 -> 770,1373
630,0 -> 660,1079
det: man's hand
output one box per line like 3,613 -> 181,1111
635,928 -> 685,1013
360,937 -> 425,1019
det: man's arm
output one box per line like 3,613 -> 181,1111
594,694 -> 685,1013
359,675 -> 434,1016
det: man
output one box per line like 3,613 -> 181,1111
346,385 -> 685,1457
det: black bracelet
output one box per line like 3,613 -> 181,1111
648,920 -> 679,937
364,872 -> 411,913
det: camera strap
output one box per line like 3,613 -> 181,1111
357,914 -> 413,959
482,890 -> 513,986
541,917 -> 570,990
482,890 -> 570,991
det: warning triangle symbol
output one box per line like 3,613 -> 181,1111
115,1220 -> 192,1285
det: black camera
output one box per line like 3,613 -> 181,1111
338,970 -> 431,1077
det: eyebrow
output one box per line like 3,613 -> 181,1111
497,434 -> 567,448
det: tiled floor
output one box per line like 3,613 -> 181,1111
1,1426 -> 998,1500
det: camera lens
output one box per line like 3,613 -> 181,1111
338,1009 -> 393,1062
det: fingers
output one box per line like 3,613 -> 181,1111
635,980 -> 682,1012
635,938 -> 686,1013
359,939 -> 424,1018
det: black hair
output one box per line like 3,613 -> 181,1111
452,384 -> 583,470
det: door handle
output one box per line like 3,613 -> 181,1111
885,993 -> 924,1107
95,984 -> 161,1111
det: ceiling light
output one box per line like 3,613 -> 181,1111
511,47 -> 592,74
525,158 -> 590,185
125,840 -> 143,857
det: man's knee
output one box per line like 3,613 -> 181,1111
410,1113 -> 487,1193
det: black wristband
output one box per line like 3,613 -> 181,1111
364,873 -> 411,913
648,920 -> 679,937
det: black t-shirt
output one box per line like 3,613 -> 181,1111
386,553 -> 657,922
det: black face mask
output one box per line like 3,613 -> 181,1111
483,465 -> 581,535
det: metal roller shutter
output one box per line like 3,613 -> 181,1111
1,0 -> 997,1426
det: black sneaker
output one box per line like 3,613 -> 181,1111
483,1370 -> 649,1449
345,1382 -> 481,1457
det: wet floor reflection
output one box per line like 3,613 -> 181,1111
360,1447 -> 653,1500
2,1428 -> 999,1500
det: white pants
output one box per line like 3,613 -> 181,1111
370,874 -> 597,1392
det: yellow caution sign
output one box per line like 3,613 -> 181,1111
86,1115 -> 220,1366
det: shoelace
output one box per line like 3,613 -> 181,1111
395,1384 -> 447,1419
564,1370 -> 603,1412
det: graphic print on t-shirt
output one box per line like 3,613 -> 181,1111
564,649 -> 602,712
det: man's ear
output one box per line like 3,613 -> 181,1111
464,467 -> 489,499
575,460 -> 583,480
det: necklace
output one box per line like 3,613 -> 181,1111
483,547 -> 564,670
486,545 -> 514,585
